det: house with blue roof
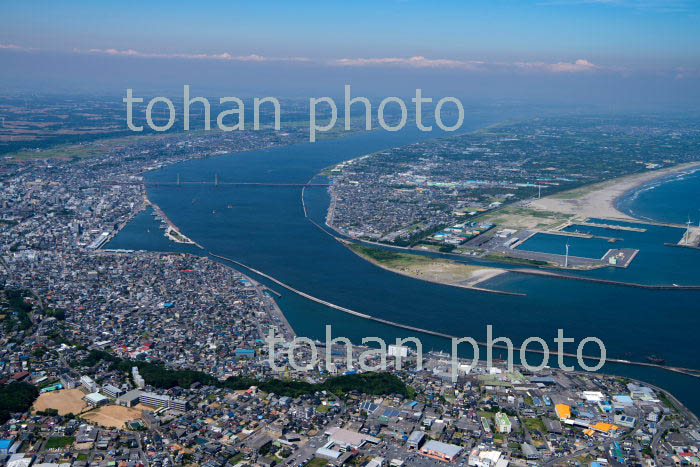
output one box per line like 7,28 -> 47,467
0,438 -> 15,455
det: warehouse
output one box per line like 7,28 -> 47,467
420,440 -> 462,463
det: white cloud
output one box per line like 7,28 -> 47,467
0,43 -> 32,51
81,48 -> 311,63
331,55 -> 484,69
515,59 -> 601,72
0,45 -> 613,75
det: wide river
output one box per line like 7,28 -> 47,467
107,122 -> 700,415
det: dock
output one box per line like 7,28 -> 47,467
578,221 -> 647,232
146,199 -> 204,249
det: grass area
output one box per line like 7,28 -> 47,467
657,391 -> 678,412
349,243 -> 434,268
478,205 -> 574,230
549,186 -> 599,199
45,436 -> 75,449
349,242 -> 486,272
347,242 -> 501,285
548,177 -> 620,200
522,417 -> 546,434
8,145 -> 103,161
305,458 -> 328,467
3,130 -> 204,161
483,252 -> 551,267
2,288 -> 34,333
315,404 -> 331,413
415,242 -> 443,251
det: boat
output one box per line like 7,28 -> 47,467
645,355 -> 666,365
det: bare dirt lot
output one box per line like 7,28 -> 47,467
348,242 -> 506,287
82,404 -> 143,429
33,388 -> 88,415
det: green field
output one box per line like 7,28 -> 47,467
348,243 -> 433,268
522,417 -> 546,433
305,458 -> 328,467
477,205 -> 574,230
45,436 -> 75,449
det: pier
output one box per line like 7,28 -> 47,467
146,199 -> 204,249
578,221 -> 647,232
510,268 -> 700,290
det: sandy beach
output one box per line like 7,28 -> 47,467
529,161 -> 700,221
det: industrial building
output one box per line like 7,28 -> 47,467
407,430 -> 425,449
420,440 -> 462,463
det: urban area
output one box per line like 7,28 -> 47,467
1,112 -> 699,467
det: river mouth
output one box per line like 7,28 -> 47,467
106,125 -> 700,416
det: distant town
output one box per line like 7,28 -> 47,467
325,116 -> 700,269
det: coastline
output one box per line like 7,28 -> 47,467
528,161 -> 700,221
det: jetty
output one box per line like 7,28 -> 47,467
510,268 -> 700,290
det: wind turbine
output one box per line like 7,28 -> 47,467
686,216 -> 692,246
564,243 -> 570,268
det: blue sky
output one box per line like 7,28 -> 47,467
1,0 -> 698,103
2,0 -> 698,65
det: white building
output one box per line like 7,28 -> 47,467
388,345 -> 409,358
102,384 -> 123,398
495,412 -> 512,434
138,391 -> 188,411
80,375 -> 97,393
85,392 -> 109,407
132,366 -> 145,389
469,446 -> 508,467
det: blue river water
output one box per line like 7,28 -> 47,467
106,126 -> 700,415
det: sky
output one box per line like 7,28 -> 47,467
1,0 -> 698,106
